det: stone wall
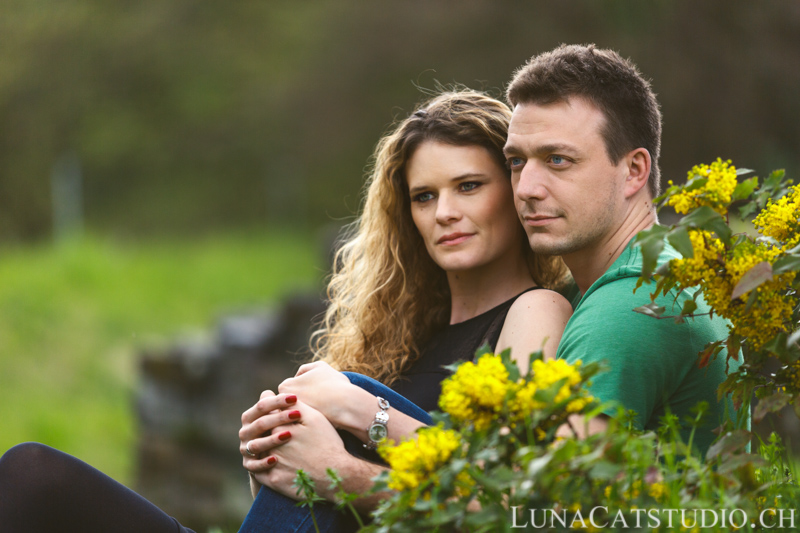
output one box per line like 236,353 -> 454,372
135,293 -> 325,531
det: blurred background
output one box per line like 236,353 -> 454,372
1,0 -> 799,530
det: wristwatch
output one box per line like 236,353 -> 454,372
364,396 -> 390,450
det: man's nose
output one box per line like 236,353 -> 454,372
514,162 -> 548,202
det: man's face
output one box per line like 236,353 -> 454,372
504,97 -> 628,259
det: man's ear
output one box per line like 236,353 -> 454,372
623,148 -> 652,199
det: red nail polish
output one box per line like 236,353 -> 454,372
285,395 -> 297,404
267,456 -> 277,466
288,410 -> 301,420
278,431 -> 292,441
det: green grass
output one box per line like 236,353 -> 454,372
0,230 -> 322,484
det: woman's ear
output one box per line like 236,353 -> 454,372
623,148 -> 652,199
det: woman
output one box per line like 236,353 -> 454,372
0,89 -> 572,533
236,89 -> 572,532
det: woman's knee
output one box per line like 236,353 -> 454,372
0,442 -> 64,493
0,442 -> 51,470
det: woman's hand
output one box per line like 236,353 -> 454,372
239,390 -> 302,475
277,361 -> 359,429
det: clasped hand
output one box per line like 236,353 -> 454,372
238,362 -> 357,500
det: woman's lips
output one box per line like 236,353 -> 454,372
437,232 -> 474,245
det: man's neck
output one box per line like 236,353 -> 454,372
565,206 -> 657,294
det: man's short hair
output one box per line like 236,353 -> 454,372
507,44 -> 662,197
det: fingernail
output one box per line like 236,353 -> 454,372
267,456 -> 277,466
285,395 -> 297,404
288,410 -> 301,420
278,431 -> 292,441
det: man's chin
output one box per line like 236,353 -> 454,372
526,235 -> 576,257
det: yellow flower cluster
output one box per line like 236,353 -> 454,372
606,480 -> 668,503
439,354 -> 592,432
670,236 -> 795,350
509,359 -> 592,421
666,158 -> 738,215
669,230 -> 724,287
378,425 -> 462,492
438,354 -> 510,431
754,184 -> 800,249
781,362 -> 800,393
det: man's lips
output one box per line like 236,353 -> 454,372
523,214 -> 560,227
437,232 -> 474,245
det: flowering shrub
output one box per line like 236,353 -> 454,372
364,351 -> 798,532
295,161 -> 800,531
636,159 -> 800,417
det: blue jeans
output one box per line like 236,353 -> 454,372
237,372 -> 432,533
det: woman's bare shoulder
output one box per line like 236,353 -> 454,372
506,288 -> 573,320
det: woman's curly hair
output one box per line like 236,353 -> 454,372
311,88 -> 567,386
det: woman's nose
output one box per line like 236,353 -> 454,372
435,193 -> 462,224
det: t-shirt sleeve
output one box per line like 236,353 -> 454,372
556,278 -> 701,430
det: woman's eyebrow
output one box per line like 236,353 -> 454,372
408,173 -> 487,195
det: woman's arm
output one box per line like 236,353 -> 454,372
278,362 -> 427,445
495,289 -> 573,369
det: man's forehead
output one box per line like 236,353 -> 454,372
505,98 -> 606,148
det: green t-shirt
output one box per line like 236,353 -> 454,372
556,240 -> 740,456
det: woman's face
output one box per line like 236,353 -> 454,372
405,141 -> 525,274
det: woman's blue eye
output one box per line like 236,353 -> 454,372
413,192 -> 433,203
461,182 -> 478,192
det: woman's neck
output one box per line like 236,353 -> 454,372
446,256 -> 534,325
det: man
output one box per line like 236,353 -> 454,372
503,44 -> 739,454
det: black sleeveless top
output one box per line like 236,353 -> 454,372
390,288 -> 539,412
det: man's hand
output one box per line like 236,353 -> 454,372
254,399 -> 381,505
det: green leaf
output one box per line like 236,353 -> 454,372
474,343 -> 493,359
698,341 -> 723,368
788,328 -> 800,348
681,298 -> 698,315
762,332 -> 788,357
633,302 -> 666,318
763,168 -> 786,189
735,167 -> 755,176
634,224 -> 669,278
773,254 -> 800,275
683,175 -> 709,192
678,205 -> 732,244
732,176 -> 758,201
731,261 -> 772,300
726,334 -> 742,362
753,391 -> 791,424
499,347 -> 521,382
743,283 -> 759,313
667,226 -> 694,258
706,429 -> 752,460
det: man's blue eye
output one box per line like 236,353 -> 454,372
461,182 -> 478,191
507,157 -> 524,169
551,155 -> 564,165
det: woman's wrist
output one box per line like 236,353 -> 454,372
332,385 -> 377,436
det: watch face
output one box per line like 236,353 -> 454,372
369,424 -> 388,442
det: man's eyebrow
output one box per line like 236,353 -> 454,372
504,142 -> 579,158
